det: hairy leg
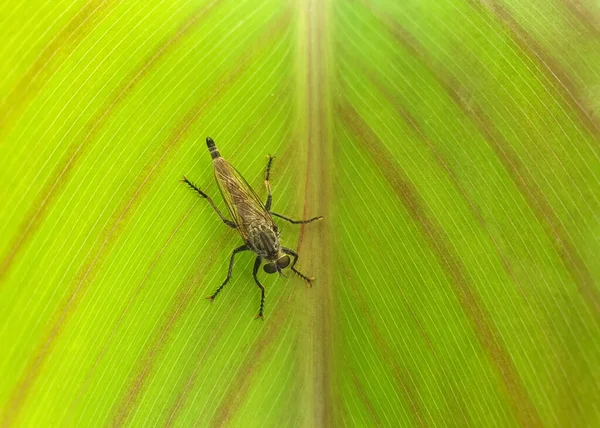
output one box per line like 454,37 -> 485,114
252,256 -> 266,319
271,212 -> 323,224
181,176 -> 236,228
264,155 -> 274,211
281,246 -> 314,286
206,245 -> 249,301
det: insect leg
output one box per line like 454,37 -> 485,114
271,212 -> 323,224
252,256 -> 266,320
281,246 -> 314,286
264,155 -> 274,211
206,245 -> 249,301
180,176 -> 236,228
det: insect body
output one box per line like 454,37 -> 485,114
181,137 -> 322,319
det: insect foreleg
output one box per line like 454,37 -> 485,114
181,176 -> 237,228
252,256 -> 266,320
264,155 -> 274,211
281,246 -> 314,286
271,212 -> 323,224
206,245 -> 249,301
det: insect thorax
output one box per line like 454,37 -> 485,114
247,222 -> 280,260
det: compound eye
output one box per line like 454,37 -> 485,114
276,255 -> 290,269
263,263 -> 277,274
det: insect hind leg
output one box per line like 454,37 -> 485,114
281,246 -> 314,286
180,176 -> 237,228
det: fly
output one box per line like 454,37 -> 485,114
181,137 -> 322,319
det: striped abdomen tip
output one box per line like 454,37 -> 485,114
206,136 -> 220,159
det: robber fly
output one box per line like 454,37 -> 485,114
181,137 -> 322,319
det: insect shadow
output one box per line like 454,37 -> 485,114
181,137 -> 322,319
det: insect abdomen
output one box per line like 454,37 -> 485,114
206,137 -> 221,159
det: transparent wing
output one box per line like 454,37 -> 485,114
212,158 -> 273,240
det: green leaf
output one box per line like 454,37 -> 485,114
1,0 -> 599,426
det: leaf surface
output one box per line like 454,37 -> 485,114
1,0 -> 599,426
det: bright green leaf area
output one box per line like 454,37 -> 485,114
1,0 -> 599,426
